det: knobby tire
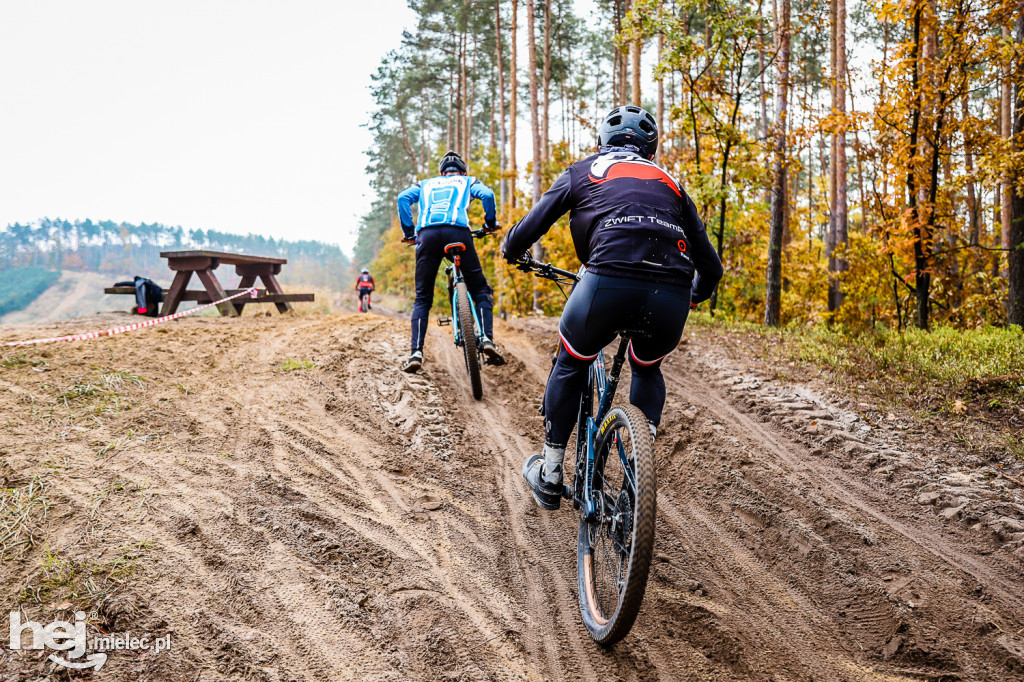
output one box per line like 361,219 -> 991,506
576,404 -> 656,645
456,282 -> 483,400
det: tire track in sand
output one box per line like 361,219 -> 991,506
429,323 -> 639,682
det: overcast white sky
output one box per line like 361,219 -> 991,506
0,1 -> 609,255
0,0 -> 421,253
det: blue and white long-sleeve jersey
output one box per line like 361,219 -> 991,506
397,175 -> 496,238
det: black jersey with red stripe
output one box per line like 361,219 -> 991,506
502,147 -> 723,302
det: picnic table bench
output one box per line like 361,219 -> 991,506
105,250 -> 314,317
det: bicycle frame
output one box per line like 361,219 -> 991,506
444,254 -> 485,349
575,337 -> 636,521
518,257 -> 637,521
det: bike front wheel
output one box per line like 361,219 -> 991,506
577,404 -> 656,645
455,282 -> 483,400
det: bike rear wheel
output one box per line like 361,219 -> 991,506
577,404 -> 656,645
455,282 -> 483,400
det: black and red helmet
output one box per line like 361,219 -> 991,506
598,105 -> 659,159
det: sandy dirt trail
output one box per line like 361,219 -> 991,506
0,310 -> 1022,680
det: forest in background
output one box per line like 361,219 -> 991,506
359,0 -> 1024,332
0,218 -> 352,290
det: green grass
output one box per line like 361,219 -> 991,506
56,370 -> 145,411
790,325 -> 1024,387
280,358 -> 314,372
1,353 -> 46,369
688,313 -> 1024,405
0,267 -> 60,317
20,543 -> 148,609
0,476 -> 50,559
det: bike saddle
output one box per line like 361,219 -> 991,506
444,242 -> 467,254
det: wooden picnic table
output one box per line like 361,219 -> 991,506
105,250 -> 313,317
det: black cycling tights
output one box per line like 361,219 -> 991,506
410,226 -> 494,352
543,271 -> 691,449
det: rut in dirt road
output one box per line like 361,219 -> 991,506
399,310 -> 1024,680
1,311 -> 1022,680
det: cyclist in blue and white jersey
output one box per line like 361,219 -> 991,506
396,150 -> 505,373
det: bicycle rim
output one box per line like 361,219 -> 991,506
455,282 -> 483,400
576,404 -> 656,645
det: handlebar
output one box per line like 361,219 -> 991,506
514,253 -> 580,283
403,224 -> 499,245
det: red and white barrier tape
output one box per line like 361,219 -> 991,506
2,287 -> 259,348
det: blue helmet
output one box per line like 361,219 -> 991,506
598,105 -> 659,158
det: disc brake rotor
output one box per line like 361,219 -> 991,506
608,488 -> 634,556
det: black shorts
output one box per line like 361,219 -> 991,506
558,270 -> 691,366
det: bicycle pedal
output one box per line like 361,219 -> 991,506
436,316 -> 451,326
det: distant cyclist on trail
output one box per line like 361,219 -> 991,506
396,150 -> 505,373
502,105 -> 724,510
355,268 -> 375,312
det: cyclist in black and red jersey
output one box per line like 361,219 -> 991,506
502,105 -> 724,510
355,268 -> 375,312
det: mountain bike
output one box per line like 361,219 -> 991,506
358,289 -> 372,313
519,254 -> 657,645
436,229 -> 495,400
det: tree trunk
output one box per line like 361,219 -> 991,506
1002,24 -> 1013,258
962,92 -> 979,246
398,113 -> 421,172
612,0 -> 622,102
447,74 -> 454,150
630,3 -> 641,107
713,62 -> 748,311
542,0 -> 551,163
489,84 -> 497,152
510,0 -> 518,210
656,31 -> 664,161
906,7 -> 930,330
757,0 -> 770,224
764,0 -> 791,326
827,0 -> 848,314
527,0 -> 544,309
668,60 -> 676,130
880,19 -> 889,200
619,0 -> 630,103
848,66 -> 868,231
496,1 -> 509,220
758,3 -> 769,144
463,23 -> 472,165
805,75 -> 812,233
457,28 -> 466,155
827,0 -> 837,267
1009,9 -> 1024,325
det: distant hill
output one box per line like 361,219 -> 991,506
0,267 -> 61,317
0,270 -> 131,324
1,218 -> 353,290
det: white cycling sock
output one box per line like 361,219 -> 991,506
541,444 -> 565,483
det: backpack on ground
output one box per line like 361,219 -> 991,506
113,277 -> 164,317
